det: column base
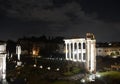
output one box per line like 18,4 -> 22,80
2,79 -> 8,84
17,61 -> 22,66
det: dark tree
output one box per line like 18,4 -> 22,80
6,40 -> 16,54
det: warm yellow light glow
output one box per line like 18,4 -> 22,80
33,50 -> 36,55
32,50 -> 39,56
32,48 -> 39,56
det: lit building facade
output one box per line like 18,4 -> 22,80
96,42 -> 120,56
97,47 -> 120,56
64,33 -> 96,73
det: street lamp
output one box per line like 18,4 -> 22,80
33,50 -> 37,67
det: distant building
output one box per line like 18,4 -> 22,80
96,42 -> 120,56
64,33 -> 96,73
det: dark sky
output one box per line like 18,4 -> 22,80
0,0 -> 120,42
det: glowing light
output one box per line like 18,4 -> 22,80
81,79 -> 85,83
88,74 -> 95,82
15,65 -> 17,68
56,68 -> 60,71
96,74 -> 101,78
112,56 -> 117,58
33,50 -> 36,56
17,61 -> 22,66
39,65 -> 43,69
33,64 -> 36,67
47,67 -> 50,70
96,72 -> 101,78
108,43 -> 112,46
32,47 -> 40,56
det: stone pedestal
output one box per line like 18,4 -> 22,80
2,79 -> 8,84
17,61 -> 22,66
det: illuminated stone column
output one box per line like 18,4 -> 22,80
16,45 -> 21,61
86,40 -> 96,73
90,41 -> 96,72
0,43 -> 6,80
2,54 -> 6,80
81,42 -> 83,62
16,45 -> 22,66
85,33 -> 96,73
0,54 -> 6,80
72,42 -> 75,61
78,42 -> 81,62
77,42 -> 79,61
65,42 -> 68,60
69,43 -> 71,60
0,43 -> 7,83
86,41 -> 90,72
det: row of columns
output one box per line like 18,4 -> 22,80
65,42 -> 86,62
64,33 -> 96,73
64,39 -> 96,73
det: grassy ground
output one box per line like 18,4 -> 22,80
99,71 -> 120,79
63,67 -> 81,76
97,71 -> 120,84
52,81 -> 76,84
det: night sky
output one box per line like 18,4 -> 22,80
0,0 -> 120,42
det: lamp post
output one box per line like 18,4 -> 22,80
33,50 -> 37,67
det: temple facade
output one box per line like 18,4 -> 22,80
64,33 -> 96,73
